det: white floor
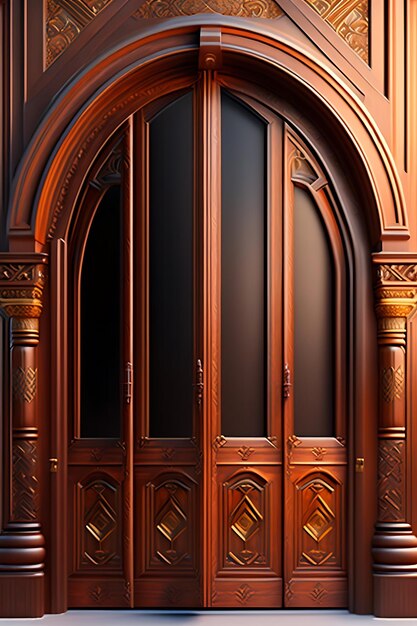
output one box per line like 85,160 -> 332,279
1,611 -> 417,626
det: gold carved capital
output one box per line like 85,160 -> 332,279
0,257 -> 47,343
373,258 -> 417,343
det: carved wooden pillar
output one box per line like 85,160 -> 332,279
372,257 -> 417,617
0,255 -> 47,617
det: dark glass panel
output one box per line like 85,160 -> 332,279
221,92 -> 266,438
294,187 -> 334,437
81,186 -> 122,438
149,92 -> 193,438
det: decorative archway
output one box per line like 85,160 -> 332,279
0,20 -> 416,618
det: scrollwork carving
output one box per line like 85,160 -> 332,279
304,0 -> 369,63
134,0 -> 282,19
46,0 -> 113,67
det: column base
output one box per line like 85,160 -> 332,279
374,573 -> 417,617
0,572 -> 44,617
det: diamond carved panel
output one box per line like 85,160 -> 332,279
224,474 -> 267,567
78,477 -> 121,569
303,494 -> 335,542
298,476 -> 339,569
146,476 -> 195,570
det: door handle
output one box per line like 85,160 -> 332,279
195,359 -> 204,405
283,363 -> 291,398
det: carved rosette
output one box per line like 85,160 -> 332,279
372,258 -> 417,572
0,255 -> 47,574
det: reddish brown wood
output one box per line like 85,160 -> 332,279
3,8 -> 417,617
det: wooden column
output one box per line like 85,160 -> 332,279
0,255 -> 47,617
372,257 -> 417,617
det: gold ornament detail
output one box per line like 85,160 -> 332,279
303,0 -> 368,63
134,0 -> 283,19
46,0 -> 113,67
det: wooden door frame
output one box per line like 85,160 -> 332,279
3,19 -> 411,616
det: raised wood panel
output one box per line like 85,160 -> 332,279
76,474 -> 123,571
212,463 -> 282,607
68,466 -> 130,607
133,467 -> 201,607
284,452 -> 347,607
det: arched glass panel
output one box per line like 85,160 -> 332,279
80,185 -> 122,438
149,92 -> 193,438
293,186 -> 334,437
221,92 -> 267,437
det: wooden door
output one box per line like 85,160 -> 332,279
67,72 -> 347,609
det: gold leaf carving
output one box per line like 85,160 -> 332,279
46,0 -> 113,67
303,0 -> 369,63
134,0 -> 283,19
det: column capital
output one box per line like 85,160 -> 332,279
373,256 -> 417,342
0,255 -> 47,319
0,255 -> 48,344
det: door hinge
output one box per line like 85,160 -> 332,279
49,458 -> 58,473
195,359 -> 204,405
125,362 -> 132,404
283,363 -> 291,398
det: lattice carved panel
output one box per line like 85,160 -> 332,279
12,440 -> 39,522
145,474 -> 196,571
46,0 -> 114,67
378,440 -> 405,522
223,473 -> 268,568
297,474 -> 341,570
134,0 -> 283,19
303,0 -> 369,62
76,476 -> 122,571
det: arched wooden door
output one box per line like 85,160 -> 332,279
67,71 -> 348,609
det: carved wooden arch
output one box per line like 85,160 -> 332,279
6,19 -> 407,252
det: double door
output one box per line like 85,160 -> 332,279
67,72 -> 347,609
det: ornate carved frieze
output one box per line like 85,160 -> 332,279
133,0 -> 283,19
0,261 -> 46,323
46,0 -> 113,67
303,0 -> 369,63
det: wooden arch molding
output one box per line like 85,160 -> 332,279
2,16 -> 417,620
6,17 -> 408,252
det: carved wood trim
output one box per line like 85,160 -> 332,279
46,0 -> 114,67
303,0 -> 369,63
133,0 -> 283,19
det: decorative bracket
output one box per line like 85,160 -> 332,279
199,26 -> 222,71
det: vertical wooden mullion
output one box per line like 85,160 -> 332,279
202,71 -> 221,608
268,119 -> 284,445
122,119 -> 134,607
282,125 -> 295,605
